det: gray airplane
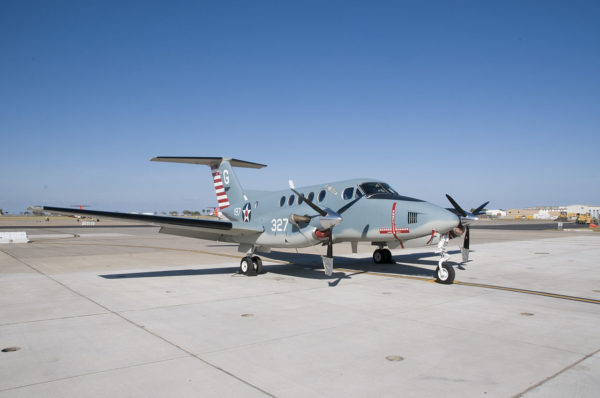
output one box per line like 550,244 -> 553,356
45,157 -> 487,284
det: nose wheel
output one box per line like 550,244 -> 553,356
373,248 -> 393,264
239,256 -> 263,276
435,262 -> 455,284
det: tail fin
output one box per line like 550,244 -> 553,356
151,156 -> 266,213
211,164 -> 231,209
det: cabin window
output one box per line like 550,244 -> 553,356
307,192 -> 315,202
318,189 -> 326,202
279,196 -> 286,207
288,195 -> 295,206
355,187 -> 363,198
342,187 -> 354,200
298,195 -> 304,205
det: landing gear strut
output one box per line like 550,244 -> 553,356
435,233 -> 455,284
373,248 -> 393,264
239,256 -> 263,276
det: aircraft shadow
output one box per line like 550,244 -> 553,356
100,266 -> 240,279
99,249 -> 464,282
260,249 -> 465,279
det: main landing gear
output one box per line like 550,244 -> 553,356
373,248 -> 393,264
239,256 -> 263,276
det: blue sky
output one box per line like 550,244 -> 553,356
1,0 -> 599,213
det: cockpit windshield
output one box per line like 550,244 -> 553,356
359,182 -> 398,196
358,182 -> 424,202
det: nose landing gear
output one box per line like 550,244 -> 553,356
434,233 -> 455,284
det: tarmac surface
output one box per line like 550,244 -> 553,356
1,218 -> 599,397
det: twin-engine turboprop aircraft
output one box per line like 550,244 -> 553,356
44,157 -> 487,284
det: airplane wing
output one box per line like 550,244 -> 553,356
42,206 -> 263,242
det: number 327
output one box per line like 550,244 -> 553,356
271,218 -> 288,232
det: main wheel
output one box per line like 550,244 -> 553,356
435,263 -> 455,284
382,249 -> 392,263
239,257 -> 256,276
373,249 -> 384,264
252,256 -> 263,274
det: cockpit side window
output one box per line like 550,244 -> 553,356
381,183 -> 398,195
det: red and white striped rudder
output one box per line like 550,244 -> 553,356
211,165 -> 230,210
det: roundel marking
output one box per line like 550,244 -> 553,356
242,203 -> 252,222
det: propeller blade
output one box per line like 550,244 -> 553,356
322,227 -> 335,276
446,194 -> 467,217
460,225 -> 470,263
289,183 -> 342,230
290,187 -> 326,217
472,201 -> 490,215
336,196 -> 362,215
322,227 -> 334,276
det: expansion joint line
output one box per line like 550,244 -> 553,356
512,347 -> 600,398
0,250 -> 277,398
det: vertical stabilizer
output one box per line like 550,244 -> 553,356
150,156 -> 266,217
211,159 -> 247,210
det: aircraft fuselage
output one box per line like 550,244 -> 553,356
219,178 -> 459,250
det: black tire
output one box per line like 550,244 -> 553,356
373,249 -> 384,264
240,257 -> 256,276
382,249 -> 393,263
435,263 -> 455,284
252,256 -> 263,274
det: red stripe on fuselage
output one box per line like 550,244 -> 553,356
391,202 -> 405,248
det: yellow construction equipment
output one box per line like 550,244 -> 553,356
555,211 -> 568,221
575,213 -> 592,224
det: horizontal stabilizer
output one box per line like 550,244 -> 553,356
150,157 -> 266,169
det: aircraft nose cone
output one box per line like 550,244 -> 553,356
434,205 -> 460,233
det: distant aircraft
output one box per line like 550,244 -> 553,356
44,157 -> 487,284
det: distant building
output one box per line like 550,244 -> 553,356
506,205 -> 599,220
507,207 -> 562,220
564,205 -> 600,219
506,208 -> 537,218
485,209 -> 506,218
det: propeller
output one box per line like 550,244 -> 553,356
445,194 -> 488,263
289,180 -> 358,275
471,201 -> 490,216
445,194 -> 467,218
